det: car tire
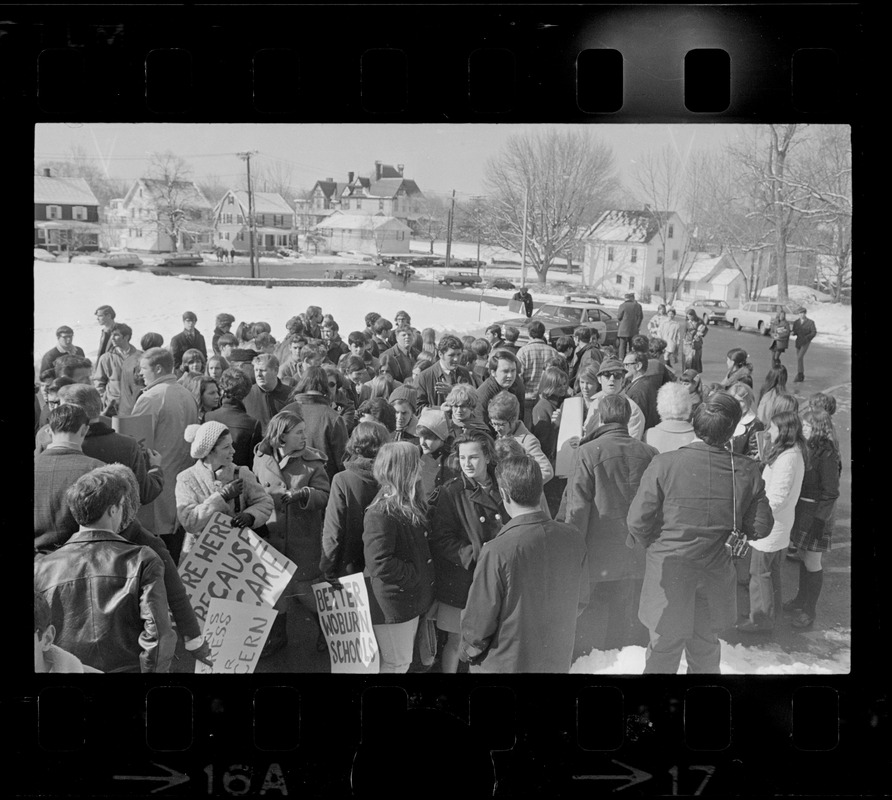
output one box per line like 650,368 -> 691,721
733,318 -> 742,331
758,321 -> 770,336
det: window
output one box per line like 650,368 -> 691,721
224,232 -> 230,240
356,199 -> 363,209
683,280 -> 691,293
73,206 -> 87,220
343,199 -> 350,210
397,231 -> 405,241
607,246 -> 614,261
237,231 -> 244,241
657,249 -> 664,265
672,249 -> 679,261
615,274 -> 623,285
228,196 -> 235,205
734,285 -> 740,299
668,224 -> 674,239
378,199 -> 384,210
47,205 -> 62,219
629,276 -> 635,289
218,232 -> 224,240
393,198 -> 399,212
654,276 -> 661,291
630,248 -> 637,263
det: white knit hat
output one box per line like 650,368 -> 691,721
416,407 -> 450,442
184,421 -> 230,459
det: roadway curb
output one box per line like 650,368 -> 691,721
177,276 -> 364,288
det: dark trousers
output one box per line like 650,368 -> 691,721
574,579 -> 647,659
643,587 -> 721,674
795,342 -> 810,379
617,337 -> 632,360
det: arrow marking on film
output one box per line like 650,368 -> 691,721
113,762 -> 190,793
573,759 -> 652,791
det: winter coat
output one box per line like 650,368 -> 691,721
117,350 -> 144,417
429,472 -> 508,608
324,336 -> 350,366
460,511 -> 588,674
627,442 -> 774,636
93,346 -> 142,409
564,423 -> 658,583
645,420 -> 697,454
752,446 -> 805,553
319,456 -> 378,580
205,398 -> 263,468
583,391 -> 645,441
617,300 -> 644,338
363,506 -> 436,625
414,360 -> 473,411
626,376 -> 659,432
792,443 -> 841,548
132,374 -> 200,536
792,317 -> 817,347
174,461 -> 273,534
378,344 -> 419,383
531,397 -> 560,464
331,388 -> 357,433
39,344 -> 85,377
658,318 -> 684,356
34,445 -> 106,552
731,414 -> 764,460
512,290 -> 534,317
34,529 -> 176,673
570,343 -> 602,389
506,420 -> 554,483
770,316 -> 791,350
517,339 -> 559,400
476,375 -> 526,431
419,445 -> 458,507
170,329 -> 208,370
252,442 -> 330,581
720,364 -> 753,389
82,421 -> 163,506
282,393 -> 348,481
243,380 -> 292,434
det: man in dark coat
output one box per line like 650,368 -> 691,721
39,325 -> 85,377
791,306 -> 817,383
243,354 -> 291,434
475,350 -> 526,433
569,326 -> 602,388
616,292 -> 643,359
414,334 -> 472,412
204,368 -> 263,467
512,286 -> 534,318
170,311 -> 208,371
460,455 -> 588,673
623,352 -> 659,432
378,325 -> 419,384
627,393 -> 774,674
94,304 -> 117,360
562,394 -> 658,655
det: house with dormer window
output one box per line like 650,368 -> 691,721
213,190 -> 294,252
34,169 -> 101,252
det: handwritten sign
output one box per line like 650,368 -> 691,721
195,598 -> 278,674
312,573 -> 379,674
555,396 -> 584,477
178,512 -> 297,629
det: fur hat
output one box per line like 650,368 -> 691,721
184,421 -> 229,459
416,407 -> 450,441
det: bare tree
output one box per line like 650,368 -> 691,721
145,151 -> 209,252
36,145 -> 129,208
249,158 -> 299,200
484,129 -> 619,284
196,174 -> 229,208
413,194 -> 450,254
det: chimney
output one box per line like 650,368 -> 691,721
375,160 -> 382,181
326,177 -> 333,182
397,164 -> 404,176
348,171 -> 354,183
43,168 -> 51,178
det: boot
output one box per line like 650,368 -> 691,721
783,560 -> 808,613
792,569 -> 823,628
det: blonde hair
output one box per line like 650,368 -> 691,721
369,442 -> 427,526
445,382 -> 478,409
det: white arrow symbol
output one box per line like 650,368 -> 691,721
113,762 -> 190,793
573,759 -> 652,792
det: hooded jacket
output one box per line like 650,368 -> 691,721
319,456 -> 378,580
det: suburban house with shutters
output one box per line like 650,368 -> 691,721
582,209 -> 691,300
213,189 -> 294,252
313,211 -> 411,256
34,169 -> 101,253
110,178 -> 214,252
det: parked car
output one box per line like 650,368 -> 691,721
486,277 -> 517,290
97,253 -> 144,268
691,298 -> 731,325
387,261 -> 415,276
495,301 -> 619,346
439,272 -> 483,286
728,300 -> 799,335
158,252 -> 203,267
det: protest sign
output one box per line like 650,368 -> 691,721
312,573 -> 379,674
555,395 -> 584,477
178,512 -> 296,629
111,413 -> 154,449
195,598 -> 278,674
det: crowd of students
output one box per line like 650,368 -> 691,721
33,300 -> 842,674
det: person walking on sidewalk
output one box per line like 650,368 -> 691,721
616,292 -> 644,360
791,307 -> 817,383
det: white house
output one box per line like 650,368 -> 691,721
663,253 -> 747,308
213,190 -> 294,252
582,209 -> 689,298
314,212 -> 411,256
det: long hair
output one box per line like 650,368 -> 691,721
758,364 -> 788,401
800,408 -> 839,455
263,409 -> 304,451
369,442 -> 427,526
726,347 -> 750,371
764,410 -> 807,468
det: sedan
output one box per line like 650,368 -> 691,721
691,299 -> 730,325
486,277 -> 517,290
158,253 -> 204,267
729,300 -> 799,335
495,302 -> 619,346
98,253 -> 144,268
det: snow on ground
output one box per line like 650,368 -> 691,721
33,261 -> 506,366
571,635 -> 850,675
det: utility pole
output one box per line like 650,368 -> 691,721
471,195 -> 485,277
237,151 -> 258,279
444,189 -> 456,273
520,185 -> 529,288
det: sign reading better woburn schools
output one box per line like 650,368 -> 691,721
195,597 -> 278,674
178,512 -> 296,628
312,573 -> 379,674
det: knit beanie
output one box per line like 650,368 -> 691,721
184,420 -> 229,459
416,407 -> 450,442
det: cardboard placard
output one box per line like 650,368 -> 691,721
111,413 -> 155,450
178,512 -> 297,629
312,574 -> 379,674
195,598 -> 278,674
555,395 -> 584,477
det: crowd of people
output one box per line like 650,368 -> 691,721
33,296 -> 841,674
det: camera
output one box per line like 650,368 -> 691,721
724,528 -> 750,559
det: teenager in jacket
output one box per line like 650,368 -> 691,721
429,432 -> 507,673
487,391 -> 554,484
363,442 -> 436,673
205,368 -> 263,468
170,311 -> 208,371
791,307 -> 817,382
616,292 -> 644,360
416,407 -> 457,506
319,421 -> 389,582
475,349 -> 526,434
769,309 -> 791,366
627,393 -> 774,674
175,420 -> 274,562
720,348 -> 754,389
413,334 -> 472,412
243,353 -> 292,434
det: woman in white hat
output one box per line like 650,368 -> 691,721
175,420 -> 274,562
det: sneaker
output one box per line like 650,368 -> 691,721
791,611 -> 815,629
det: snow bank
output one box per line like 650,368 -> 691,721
571,636 -> 850,675
33,261 -> 506,365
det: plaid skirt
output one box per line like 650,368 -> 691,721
789,500 -> 835,553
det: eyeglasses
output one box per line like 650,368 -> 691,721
602,371 -> 625,380
622,361 -> 637,368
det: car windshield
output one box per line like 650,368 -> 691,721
536,305 -> 581,321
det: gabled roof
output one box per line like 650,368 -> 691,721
345,177 -> 424,199
681,253 -> 726,282
234,191 -> 292,216
314,212 -> 411,232
34,176 -> 99,206
710,268 -> 743,287
378,164 -> 403,178
314,180 -> 346,199
124,178 -> 213,209
582,209 -> 677,244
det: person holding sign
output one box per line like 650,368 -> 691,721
175,420 -> 274,561
363,442 -> 436,674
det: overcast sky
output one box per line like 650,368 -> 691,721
35,123 -> 751,199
